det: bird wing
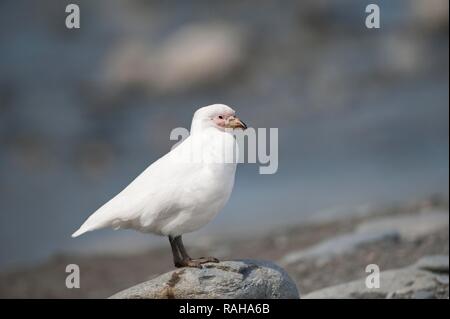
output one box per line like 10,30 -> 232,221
72,136 -> 197,237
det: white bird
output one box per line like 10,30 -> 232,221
72,104 -> 247,268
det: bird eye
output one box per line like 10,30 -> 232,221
218,116 -> 223,119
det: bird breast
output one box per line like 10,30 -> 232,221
139,130 -> 238,235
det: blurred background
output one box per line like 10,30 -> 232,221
0,0 -> 448,297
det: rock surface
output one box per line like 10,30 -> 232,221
415,255 -> 449,273
109,260 -> 299,299
303,255 -> 449,299
356,210 -> 449,241
280,211 -> 448,266
280,230 -> 399,266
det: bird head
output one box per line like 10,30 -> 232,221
191,104 -> 247,134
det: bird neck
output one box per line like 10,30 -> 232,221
188,128 -> 238,165
190,118 -> 204,135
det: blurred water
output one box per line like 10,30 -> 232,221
0,0 -> 448,270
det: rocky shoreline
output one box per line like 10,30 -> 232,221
0,198 -> 448,298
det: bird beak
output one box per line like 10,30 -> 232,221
227,116 -> 247,130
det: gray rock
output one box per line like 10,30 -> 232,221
280,230 -> 398,266
356,210 -> 449,241
280,211 -> 448,267
101,23 -> 247,94
303,255 -> 449,299
435,275 -> 449,285
148,23 -> 247,93
412,290 -> 435,299
109,260 -> 299,299
414,255 -> 449,273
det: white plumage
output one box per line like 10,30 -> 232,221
72,104 -> 244,240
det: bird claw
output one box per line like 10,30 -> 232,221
175,259 -> 203,268
174,257 -> 219,268
195,256 -> 220,264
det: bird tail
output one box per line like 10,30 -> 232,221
71,225 -> 89,238
72,195 -> 128,238
71,211 -> 110,238
71,223 -> 94,238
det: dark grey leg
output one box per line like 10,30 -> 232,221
174,235 -> 191,260
168,235 -> 182,267
175,235 -> 219,266
169,235 -> 201,268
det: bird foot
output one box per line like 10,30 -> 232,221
174,257 -> 219,268
193,256 -> 220,264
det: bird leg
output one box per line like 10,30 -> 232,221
173,235 -> 219,268
168,235 -> 183,266
169,235 -> 200,268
